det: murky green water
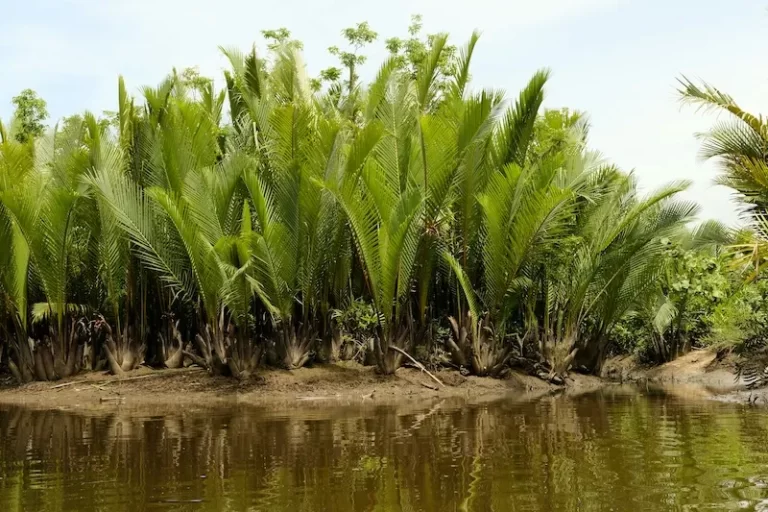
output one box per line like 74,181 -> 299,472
2,390 -> 768,511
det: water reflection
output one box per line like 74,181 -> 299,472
2,390 -> 768,511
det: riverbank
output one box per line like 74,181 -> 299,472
0,361 -> 606,411
601,349 -> 767,404
1,349 -> 763,411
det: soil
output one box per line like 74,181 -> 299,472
601,349 -> 764,404
7,349 -> 757,412
0,361 -> 607,412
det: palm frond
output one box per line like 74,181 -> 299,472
493,69 -> 550,167
678,76 -> 766,136
449,30 -> 481,99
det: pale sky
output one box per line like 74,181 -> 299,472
1,0 -> 766,225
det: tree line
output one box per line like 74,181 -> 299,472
0,20 -> 765,384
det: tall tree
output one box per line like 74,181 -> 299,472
10,89 -> 49,144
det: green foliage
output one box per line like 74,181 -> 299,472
325,22 -> 378,86
608,237 -> 768,362
679,76 -> 768,281
385,15 -> 457,84
530,108 -> 588,160
676,73 -> 768,357
0,18 -> 746,384
679,76 -> 768,215
262,28 -> 303,50
10,89 -> 49,144
332,299 -> 379,343
177,67 -> 213,94
317,21 -> 379,119
705,278 -> 768,351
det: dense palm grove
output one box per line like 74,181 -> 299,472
0,22 -> 765,384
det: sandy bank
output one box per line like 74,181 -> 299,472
602,349 -> 768,404
14,350 -> 760,413
0,361 -> 606,412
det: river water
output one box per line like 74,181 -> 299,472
1,389 -> 768,511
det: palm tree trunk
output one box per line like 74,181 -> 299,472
277,323 -> 312,370
186,323 -> 229,376
374,325 -> 407,375
8,336 -> 35,384
225,331 -> 262,380
570,335 -> 610,374
159,320 -> 184,369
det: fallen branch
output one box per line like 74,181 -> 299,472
388,345 -> 444,387
105,368 -> 203,384
50,381 -> 80,390
418,381 -> 438,391
107,372 -> 166,383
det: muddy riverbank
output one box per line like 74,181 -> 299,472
601,349 -> 768,404
0,361 -> 606,412
0,349 -> 763,411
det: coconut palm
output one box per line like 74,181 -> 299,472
679,78 -> 768,281
678,78 -> 768,214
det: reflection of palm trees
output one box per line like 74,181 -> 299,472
1,397 -> 768,510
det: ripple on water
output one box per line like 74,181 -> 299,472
1,392 -> 768,510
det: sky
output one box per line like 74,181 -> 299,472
1,0 -> 766,225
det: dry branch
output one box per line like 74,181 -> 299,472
388,345 -> 444,387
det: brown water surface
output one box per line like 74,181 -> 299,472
2,390 -> 768,511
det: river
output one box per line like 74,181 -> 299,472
1,389 -> 767,511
